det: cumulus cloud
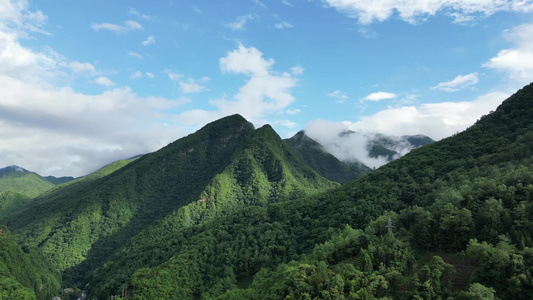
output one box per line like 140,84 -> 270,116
0,2 -> 187,176
167,72 -> 209,94
145,72 -> 155,78
91,20 -> 142,33
363,91 -> 397,102
328,90 -> 348,103
322,0 -> 533,25
178,44 -> 298,126
93,76 -> 116,86
61,61 -> 96,74
142,35 -> 155,45
483,23 -> 533,84
178,77 -> 209,94
345,91 -> 508,140
225,14 -> 257,31
432,72 -> 479,92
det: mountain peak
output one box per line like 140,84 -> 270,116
0,165 -> 30,176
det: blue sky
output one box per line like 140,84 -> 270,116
1,0 -> 533,176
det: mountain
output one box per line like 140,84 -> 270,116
85,83 -> 533,299
284,130 -> 371,183
3,82 -> 533,299
44,176 -> 75,185
4,114 -> 338,294
366,133 -> 434,161
0,165 -> 54,198
0,166 -> 56,220
0,225 -> 60,299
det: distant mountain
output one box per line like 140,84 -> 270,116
304,128 -> 434,170
284,131 -> 371,183
0,166 -> 56,220
44,175 -> 75,185
5,114 -> 338,294
366,133 -> 434,161
0,165 -> 54,197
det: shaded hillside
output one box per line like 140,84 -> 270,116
0,159 -> 137,222
0,226 -> 60,300
89,83 -> 533,299
284,131 -> 371,183
5,115 -> 338,293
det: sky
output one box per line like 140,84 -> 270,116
1,0 -> 533,177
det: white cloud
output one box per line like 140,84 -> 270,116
432,72 -> 479,92
62,61 -> 96,74
322,0 -> 533,25
93,76 -> 116,86
345,91 -> 508,140
130,71 -> 142,79
0,29 -> 56,82
179,77 -> 208,94
178,44 -> 298,126
0,0 -> 49,35
363,91 -> 397,101
275,21 -> 293,29
0,1 -> 190,177
91,20 -> 142,33
225,14 -> 257,31
145,72 -> 155,78
305,120 -> 389,168
290,65 -> 304,75
127,50 -> 143,59
328,90 -> 348,103
483,23 -> 533,84
142,35 -> 155,46
220,44 -> 273,76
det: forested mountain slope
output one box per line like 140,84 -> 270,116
0,226 -> 60,300
3,115 -> 338,297
284,131 -> 371,183
88,83 -> 533,299
0,166 -> 56,220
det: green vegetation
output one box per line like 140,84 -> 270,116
0,167 -> 54,198
90,82 -> 533,299
3,114 -> 338,297
2,83 -> 533,299
0,167 -> 55,220
284,131 -> 371,183
0,226 -> 60,300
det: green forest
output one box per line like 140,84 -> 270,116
1,82 -> 533,299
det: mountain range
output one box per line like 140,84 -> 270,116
1,82 -> 532,299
